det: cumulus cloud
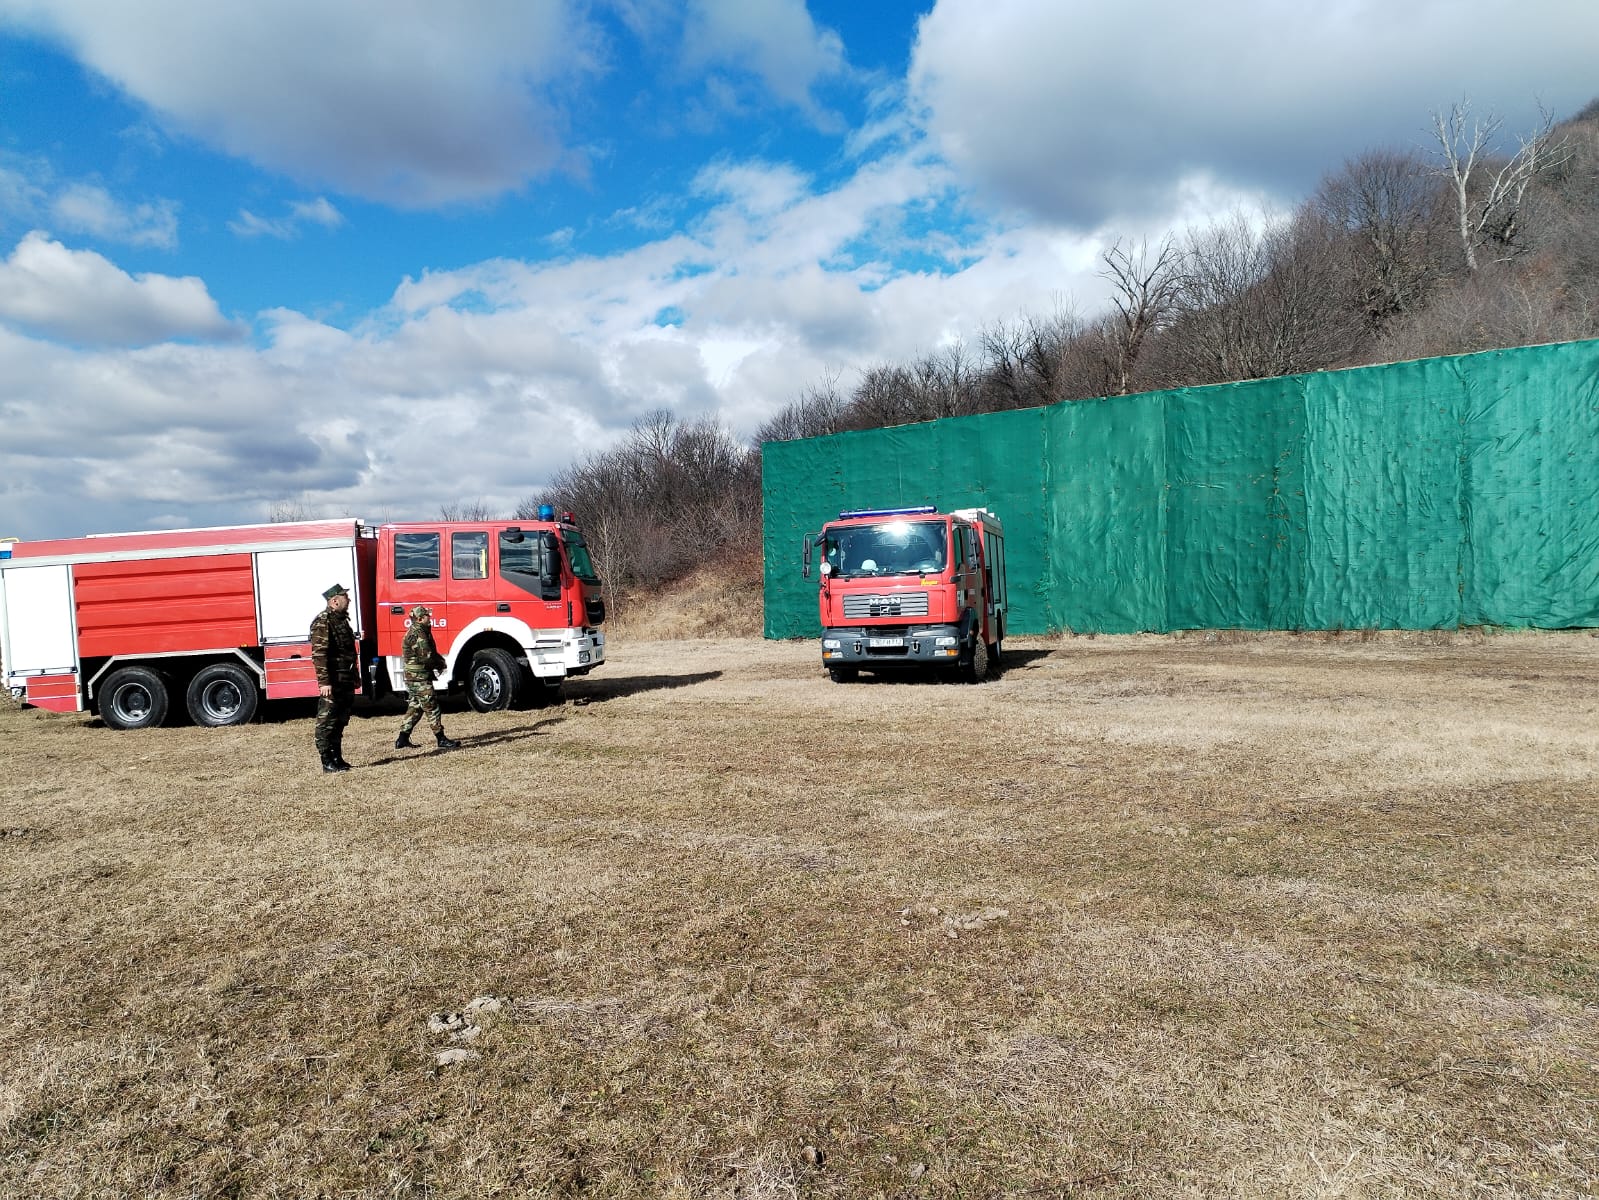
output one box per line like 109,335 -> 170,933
0,0 -> 600,207
0,232 -> 238,345
908,0 -> 1599,228
682,0 -> 848,118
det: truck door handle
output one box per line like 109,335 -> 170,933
497,602 -> 511,613
390,606 -> 404,614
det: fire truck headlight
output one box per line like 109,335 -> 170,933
578,650 -> 591,664
935,636 -> 957,647
822,639 -> 841,649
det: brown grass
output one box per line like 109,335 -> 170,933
3,631 -> 1598,1197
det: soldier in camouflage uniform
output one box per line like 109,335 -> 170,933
310,582 -> 360,772
394,605 -> 460,751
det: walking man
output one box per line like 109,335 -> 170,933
311,582 -> 359,772
395,605 -> 460,752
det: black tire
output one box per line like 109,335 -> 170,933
100,666 -> 170,730
186,662 -> 259,727
828,666 -> 859,683
960,632 -> 990,684
468,648 -> 520,713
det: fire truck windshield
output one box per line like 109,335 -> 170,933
562,531 -> 602,584
824,519 -> 947,578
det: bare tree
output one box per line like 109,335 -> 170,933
1098,237 -> 1184,394
1429,100 -> 1573,271
267,499 -> 315,523
1314,149 -> 1449,330
439,499 -> 499,521
1158,210 -> 1362,386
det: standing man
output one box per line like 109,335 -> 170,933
395,605 -> 460,752
310,583 -> 359,773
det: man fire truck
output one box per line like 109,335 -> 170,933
0,507 -> 605,730
802,505 -> 1006,683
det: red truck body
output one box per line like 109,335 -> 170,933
802,505 -> 1007,682
0,514 -> 605,728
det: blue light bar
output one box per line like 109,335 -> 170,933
838,505 -> 938,520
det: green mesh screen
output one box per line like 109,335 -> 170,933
763,338 -> 1599,637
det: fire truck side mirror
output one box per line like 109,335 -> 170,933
502,526 -> 524,544
801,533 -> 813,578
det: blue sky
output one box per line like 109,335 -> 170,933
1,0 -> 1596,539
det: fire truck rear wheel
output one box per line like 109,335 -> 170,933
100,666 -> 170,730
186,662 -> 260,727
468,648 -> 521,712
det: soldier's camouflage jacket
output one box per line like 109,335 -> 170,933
402,622 -> 447,682
310,606 -> 359,687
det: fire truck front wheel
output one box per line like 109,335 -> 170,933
186,662 -> 260,727
467,648 -> 521,712
100,666 -> 170,730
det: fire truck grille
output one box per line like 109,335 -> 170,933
842,592 -> 929,619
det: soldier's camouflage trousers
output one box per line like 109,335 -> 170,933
314,686 -> 356,753
397,674 -> 443,736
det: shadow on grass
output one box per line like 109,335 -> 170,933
362,716 -> 567,767
565,671 -> 722,704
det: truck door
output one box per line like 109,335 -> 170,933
496,528 -> 566,631
445,529 -> 495,647
386,530 -> 447,653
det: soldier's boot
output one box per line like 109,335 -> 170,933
435,729 -> 461,751
395,728 -> 416,750
320,750 -> 341,773
331,737 -> 353,771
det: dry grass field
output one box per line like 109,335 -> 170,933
2,630 -> 1598,1198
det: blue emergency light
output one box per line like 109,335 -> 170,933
838,505 -> 937,520
537,503 -> 556,521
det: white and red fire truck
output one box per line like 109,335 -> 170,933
801,505 -> 1007,682
0,509 -> 605,729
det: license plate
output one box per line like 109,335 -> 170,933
868,637 -> 904,647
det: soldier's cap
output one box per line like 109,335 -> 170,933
409,604 -> 431,622
323,583 -> 349,599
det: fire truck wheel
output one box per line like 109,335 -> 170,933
100,666 -> 170,730
186,662 -> 260,727
961,634 -> 990,684
467,648 -> 521,712
828,666 -> 859,683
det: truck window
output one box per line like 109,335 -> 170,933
561,531 -> 602,584
452,531 -> 488,580
499,534 -> 543,575
394,532 -> 441,580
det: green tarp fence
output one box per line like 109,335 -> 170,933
762,338 -> 1599,637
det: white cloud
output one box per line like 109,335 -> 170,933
0,159 -> 180,248
51,182 -> 178,247
908,0 -> 1599,227
0,0 -> 601,207
682,0 -> 847,117
0,232 -> 238,345
230,196 -> 345,239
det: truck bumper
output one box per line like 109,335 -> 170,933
530,628 -> 605,678
820,624 -> 964,668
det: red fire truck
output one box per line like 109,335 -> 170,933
801,505 -> 1006,682
0,510 -> 605,729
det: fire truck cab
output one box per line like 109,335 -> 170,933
802,505 -> 1006,683
376,509 -> 606,711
